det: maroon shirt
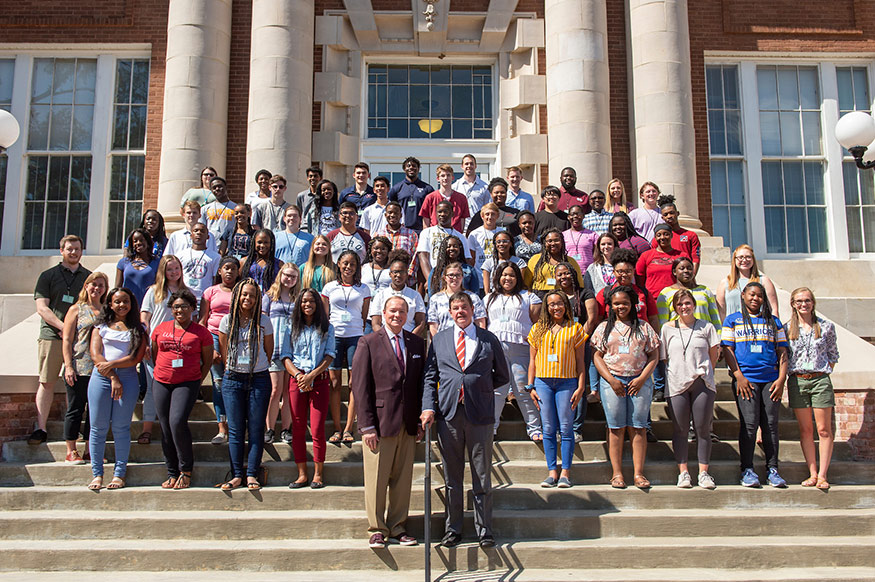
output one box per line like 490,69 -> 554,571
538,187 -> 591,214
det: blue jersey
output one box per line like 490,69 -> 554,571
721,312 -> 788,383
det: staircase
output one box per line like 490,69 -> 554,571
1,368 -> 874,581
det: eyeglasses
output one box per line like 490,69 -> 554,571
171,304 -> 192,311
340,211 -> 358,217
589,196 -> 606,201
735,255 -> 753,262
202,172 -> 216,177
445,273 -> 462,279
272,184 -> 287,189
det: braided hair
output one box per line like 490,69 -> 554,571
609,211 -> 643,240
241,228 -> 281,291
529,289 -> 573,347
430,235 -> 465,296
554,261 -> 584,321
532,227 -> 570,284
740,281 -> 777,339
225,278 -> 264,375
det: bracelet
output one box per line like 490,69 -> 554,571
524,384 -> 535,393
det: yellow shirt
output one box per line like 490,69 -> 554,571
527,254 -> 585,291
527,321 -> 587,379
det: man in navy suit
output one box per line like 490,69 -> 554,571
421,292 -> 510,549
351,296 -> 427,549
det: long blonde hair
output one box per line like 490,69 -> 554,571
152,255 -> 191,303
727,244 -> 762,290
606,178 -> 628,211
75,272 -> 109,305
266,262 -> 301,302
302,235 -> 336,289
787,287 -> 821,340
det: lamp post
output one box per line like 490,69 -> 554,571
835,110 -> 875,170
0,109 -> 20,154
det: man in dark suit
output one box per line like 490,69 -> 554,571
421,292 -> 510,549
351,296 -> 427,550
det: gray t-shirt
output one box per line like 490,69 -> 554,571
218,312 -> 274,373
659,319 -> 720,396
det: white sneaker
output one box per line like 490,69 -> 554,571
698,471 -> 716,490
677,471 -> 693,488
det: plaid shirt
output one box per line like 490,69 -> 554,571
376,225 -> 420,277
582,209 -> 613,234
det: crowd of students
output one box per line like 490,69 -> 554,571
30,156 -> 840,503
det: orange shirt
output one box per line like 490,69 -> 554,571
527,321 -> 587,379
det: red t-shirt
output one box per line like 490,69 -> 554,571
419,190 -> 470,233
636,247 -> 688,299
151,320 -> 213,384
650,229 -> 701,263
596,283 -> 657,322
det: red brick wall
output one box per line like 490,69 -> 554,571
836,390 -> 875,461
226,0 -> 253,203
0,392 -> 65,448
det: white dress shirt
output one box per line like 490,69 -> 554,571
453,322 -> 479,370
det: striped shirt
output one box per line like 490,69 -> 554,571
721,312 -> 788,383
527,254 -> 585,291
527,321 -> 587,379
656,285 -> 722,330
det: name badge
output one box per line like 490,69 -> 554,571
62,294 -> 75,303
187,277 -> 199,287
547,354 -> 559,362
751,344 -> 763,353
407,199 -> 418,207
340,312 -> 352,323
172,358 -> 184,368
298,358 -> 312,370
238,354 -> 251,366
618,345 -> 630,354
546,278 -> 556,286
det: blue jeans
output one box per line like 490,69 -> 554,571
222,370 -> 271,478
210,333 -> 226,423
142,359 -> 157,423
329,335 -> 361,370
600,374 -> 654,429
653,361 -> 665,394
535,377 -> 577,471
88,367 -> 139,478
573,344 -> 594,434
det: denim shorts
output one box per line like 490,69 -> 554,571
599,373 -> 653,429
329,335 -> 361,370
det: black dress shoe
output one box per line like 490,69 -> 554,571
288,480 -> 307,489
479,535 -> 495,548
440,532 -> 462,548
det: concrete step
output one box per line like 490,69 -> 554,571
3,485 -> 872,513
1,459 -> 872,487
4,439 -> 858,464
1,536 -> 873,571
1,508 -> 872,541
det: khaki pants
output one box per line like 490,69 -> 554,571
363,431 -> 416,537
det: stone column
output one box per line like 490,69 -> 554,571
156,0 -> 233,218
245,0 -> 315,196
544,0 -> 612,192
628,0 -> 700,228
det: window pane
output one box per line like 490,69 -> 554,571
706,67 -> 724,109
409,65 -> 429,84
109,156 -> 126,201
725,110 -> 742,155
779,111 -> 802,156
430,66 -> 449,84
760,112 -> 781,155
31,59 -> 54,105
727,161 -> 746,205
71,105 -> 94,150
26,157 -> 48,201
128,105 -> 146,150
409,85 -> 428,117
709,111 -> 726,155
452,85 -> 472,118
387,86 -> 408,117
711,205 -> 729,243
44,202 -> 68,248
75,60 -> 96,105
22,203 -> 43,249
127,155 -> 144,200
798,67 -> 819,110
52,60 -> 75,105
801,111 -> 821,155
47,157 -> 70,201
863,207 -> 875,252
710,161 -> 727,204
70,156 -> 91,201
785,207 -> 808,253
431,85 -> 450,118
387,65 -> 406,84
757,67 -> 778,110
861,171 -> 875,205
777,68 -> 800,110
112,105 -> 129,150
764,207 -> 786,253
452,66 -> 472,84
807,207 -> 828,253
847,207 -> 863,253
387,119 -> 407,138
27,104 -> 50,150
803,161 -> 824,205
452,119 -> 472,139
107,202 -> 125,249
0,60 -> 14,104
853,68 -> 869,111
843,161 -> 859,205
783,162 -> 804,205
115,60 -> 132,104
49,105 -> 72,150
761,162 -> 784,205
729,206 -> 748,249
837,68 -> 854,111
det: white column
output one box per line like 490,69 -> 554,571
628,0 -> 700,228
156,0 -> 233,218
544,0 -> 612,192
245,0 -> 315,196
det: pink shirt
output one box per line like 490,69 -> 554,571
563,228 -> 599,270
202,285 -> 232,335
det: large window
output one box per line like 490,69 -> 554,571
0,59 -> 13,243
367,65 -> 493,140
838,66 -> 875,253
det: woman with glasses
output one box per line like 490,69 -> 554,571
716,244 -> 780,322
179,166 -> 219,208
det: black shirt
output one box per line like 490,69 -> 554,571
34,263 -> 92,340
534,210 -> 570,237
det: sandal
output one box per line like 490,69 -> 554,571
801,476 -> 818,487
633,474 -> 651,489
342,430 -> 355,444
610,474 -> 626,489
247,477 -> 261,491
220,478 -> 242,491
174,473 -> 191,490
107,477 -> 125,490
816,477 -> 831,490
161,477 -> 177,489
530,432 -> 543,442
137,431 -> 152,445
87,476 -> 104,490
328,431 -> 342,445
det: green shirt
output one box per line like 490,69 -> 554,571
33,263 -> 91,340
656,285 -> 721,330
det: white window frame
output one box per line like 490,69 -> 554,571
705,52 -> 875,260
0,45 -> 150,256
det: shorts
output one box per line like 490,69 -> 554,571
268,357 -> 284,373
599,373 -> 653,429
788,374 -> 835,409
329,335 -> 361,370
38,338 -> 65,383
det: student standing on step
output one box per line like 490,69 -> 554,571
607,178 -> 630,214
421,292 -> 510,549
486,262 -> 543,441
427,235 -> 481,298
420,163 -> 470,233
533,186 -> 570,238
227,203 -> 255,260
513,210 -> 542,263
481,230 -> 531,294
527,290 -> 587,487
282,288 -> 335,489
528,228 -> 584,298
245,169 -> 272,212
786,287 -> 839,490
716,244 -> 780,322
262,263 -> 300,445
308,179 -> 341,236
652,195 -> 701,276
218,279 -> 274,491
608,212 -> 651,258
369,252 -> 427,335
300,235 -> 336,294
176,223 -> 220,302
165,201 -> 219,257
359,176 -> 391,236
427,262 -> 487,335
251,175 -> 291,232
327,201 -> 371,264
660,289 -> 720,490
86,287 -> 147,491
564,205 -> 600,270
274,205 -> 314,267
351,296 -> 426,549
151,289 -> 213,490
60,272 -> 108,464
338,162 -> 376,212
240,229 -> 283,292
722,282 -> 789,489
200,176 -> 237,253
417,200 -> 473,285
116,228 -> 160,305
592,285 -> 660,490
582,189 -> 613,234
30,235 -> 91,445
136,209 -> 168,261
360,237 -> 393,309
628,182 -> 664,242
388,156 -> 433,232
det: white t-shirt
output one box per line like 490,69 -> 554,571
218,312 -> 273,373
484,290 -> 542,345
141,287 -> 174,335
165,229 -> 219,257
659,319 -> 720,396
368,286 -> 426,333
416,226 -> 471,267
360,202 -> 387,234
245,190 -> 271,211
176,247 -> 221,300
468,226 -> 503,271
360,264 -> 392,298
426,290 -> 487,334
321,281 -> 371,338
329,230 -> 369,263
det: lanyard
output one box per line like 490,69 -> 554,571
187,250 -> 206,274
371,267 -> 385,288
675,319 -> 694,356
58,266 -> 76,294
171,322 -> 190,355
268,202 -> 284,228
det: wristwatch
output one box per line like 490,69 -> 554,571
524,384 -> 535,393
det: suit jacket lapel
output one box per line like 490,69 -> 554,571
378,327 -> 403,375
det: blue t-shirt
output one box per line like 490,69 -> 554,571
721,312 -> 788,383
275,231 -> 314,266
117,256 -> 161,305
338,185 -> 376,211
388,178 -> 433,231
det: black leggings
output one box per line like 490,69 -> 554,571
666,377 -> 716,466
153,379 -> 201,476
64,376 -> 91,442
733,378 -> 781,470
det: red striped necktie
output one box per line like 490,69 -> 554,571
456,330 -> 466,402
